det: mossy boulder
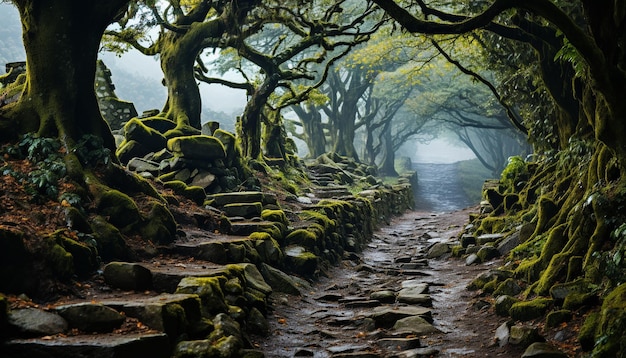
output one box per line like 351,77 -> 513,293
285,229 -> 319,250
45,239 -> 74,280
55,234 -> 98,276
97,189 -> 142,230
103,262 -> 152,291
213,129 -> 238,166
493,278 -> 522,297
123,118 -> 168,152
115,139 -> 149,164
284,245 -> 318,277
141,201 -> 177,244
167,135 -> 226,160
546,310 -> 572,328
164,181 -> 206,205
584,283 -> 626,357
509,298 -> 553,321
176,277 -> 228,315
90,215 -> 131,261
495,295 -> 520,316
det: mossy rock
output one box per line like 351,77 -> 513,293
222,202 -> 263,218
140,201 -> 177,244
57,235 -> 98,276
97,189 -> 142,230
546,310 -> 572,328
578,311 -> 599,351
173,339 -> 219,358
563,292 -> 597,311
476,246 -> 500,262
163,180 -> 207,205
509,298 -> 553,321
478,216 -> 507,234
284,246 -> 318,277
495,295 -> 519,316
63,206 -> 92,233
45,240 -> 74,280
140,116 -> 177,134
285,229 -> 319,250
90,215 -> 131,261
587,283 -> 626,357
167,135 -> 226,160
115,139 -> 148,164
483,278 -> 499,294
254,236 -> 284,265
176,276 -> 228,315
123,118 -> 168,151
261,209 -> 289,227
494,278 -> 522,297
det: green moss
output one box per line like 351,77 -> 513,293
495,295 -> 519,316
451,245 -> 466,257
97,189 -> 142,230
578,311 -> 599,351
164,180 -> 188,193
248,232 -> 272,241
509,297 -> 553,321
176,276 -> 228,315
477,216 -> 507,234
298,210 -> 336,230
261,209 -> 288,227
546,309 -> 572,327
588,283 -> 626,356
285,229 -> 319,249
493,278 -> 522,296
482,278 -> 499,294
90,215 -> 131,261
141,201 -> 177,244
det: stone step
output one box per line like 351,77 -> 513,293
206,191 -> 277,207
2,333 -> 170,358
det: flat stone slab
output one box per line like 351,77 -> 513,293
365,306 -> 432,326
3,333 -> 170,358
141,261 -> 226,293
397,287 -> 432,306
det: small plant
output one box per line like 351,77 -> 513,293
72,134 -> 112,167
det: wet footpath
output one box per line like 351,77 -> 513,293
258,207 -> 515,358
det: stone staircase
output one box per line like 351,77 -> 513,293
1,154 -> 416,358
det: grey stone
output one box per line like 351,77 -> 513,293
56,303 -> 124,333
400,281 -> 428,293
370,290 -> 396,303
367,306 -> 432,327
495,295 -> 519,316
426,242 -> 449,258
238,263 -> 273,295
397,287 -> 432,306
476,233 -> 504,245
460,234 -> 476,248
8,308 -> 68,336
247,307 -> 269,336
260,263 -> 306,295
103,262 -> 152,291
497,232 -> 520,255
208,191 -> 265,206
465,253 -> 480,265
495,322 -> 510,347
190,171 -> 217,189
392,316 -> 439,335
476,246 -> 500,262
127,158 -> 160,173
521,342 -> 568,358
4,333 -> 170,358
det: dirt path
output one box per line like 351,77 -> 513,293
257,208 -> 524,357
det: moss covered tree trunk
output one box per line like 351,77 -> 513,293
0,0 -> 128,149
159,18 -> 226,131
239,73 -> 280,159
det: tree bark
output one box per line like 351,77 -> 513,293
1,0 -> 129,150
